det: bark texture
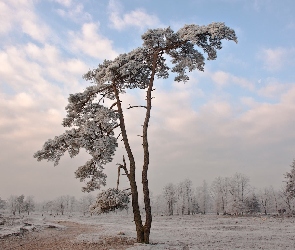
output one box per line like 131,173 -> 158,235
113,84 -> 145,242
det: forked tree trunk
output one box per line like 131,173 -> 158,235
111,50 -> 158,243
113,84 -> 145,243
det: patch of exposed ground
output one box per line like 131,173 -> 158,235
0,221 -> 136,250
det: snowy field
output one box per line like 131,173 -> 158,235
1,212 -> 295,249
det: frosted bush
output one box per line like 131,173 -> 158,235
90,188 -> 130,214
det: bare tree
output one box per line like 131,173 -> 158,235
285,160 -> 295,200
152,194 -> 165,216
34,23 -> 237,243
79,194 -> 95,216
197,180 -> 211,214
279,187 -> 294,213
16,195 -> 25,215
54,196 -> 70,215
228,173 -> 251,215
270,186 -> 279,213
211,176 -> 230,215
24,196 -> 35,215
174,179 -> 194,215
258,187 -> 277,215
0,197 -> 6,211
7,196 -> 17,215
43,201 -> 55,215
163,183 -> 176,215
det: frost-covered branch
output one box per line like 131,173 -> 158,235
127,105 -> 147,109
75,159 -> 107,192
34,104 -> 119,192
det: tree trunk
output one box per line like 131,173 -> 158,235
141,52 -> 159,243
130,177 -> 144,242
113,84 -> 145,243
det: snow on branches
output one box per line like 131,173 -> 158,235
75,159 -> 107,192
34,22 -> 237,196
90,188 -> 130,214
285,159 -> 295,199
33,104 -> 118,192
141,22 -> 237,82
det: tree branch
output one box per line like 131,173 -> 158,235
117,155 -> 129,178
106,124 -> 120,135
127,105 -> 147,110
110,102 -> 118,109
116,132 -> 122,140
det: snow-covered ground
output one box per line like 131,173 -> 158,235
0,213 -> 65,238
1,212 -> 295,249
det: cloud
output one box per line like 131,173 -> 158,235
1,38 -> 293,199
0,42 -> 90,160
0,1 -> 51,43
53,0 -> 72,8
0,1 -> 13,34
211,71 -> 230,87
56,3 -> 92,22
70,22 -> 118,60
258,47 -> 295,71
260,48 -> 286,70
257,78 -> 289,98
0,43 -> 88,93
108,0 -> 161,30
0,3 -> 115,200
144,80 -> 295,192
0,41 -> 91,200
210,70 -> 255,91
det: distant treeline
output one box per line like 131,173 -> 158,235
1,160 -> 295,217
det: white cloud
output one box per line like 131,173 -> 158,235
211,71 -> 230,87
0,36 -> 96,200
210,70 -> 255,91
56,3 -> 91,22
0,0 -> 51,43
257,78 -> 289,98
0,43 -> 88,92
261,48 -> 287,71
144,80 -> 295,191
231,75 -> 255,91
70,22 -> 118,60
14,92 -> 35,108
53,0 -> 72,8
258,47 -> 295,71
200,101 -> 232,118
108,0 -> 161,30
22,19 -> 50,43
0,1 -> 13,33
240,96 -> 257,108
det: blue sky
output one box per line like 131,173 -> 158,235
1,0 -> 295,201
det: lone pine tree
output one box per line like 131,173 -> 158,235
34,22 -> 237,243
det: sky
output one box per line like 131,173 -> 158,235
1,0 -> 295,202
